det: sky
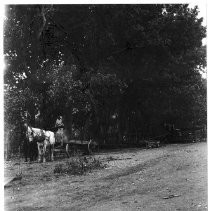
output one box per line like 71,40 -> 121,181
189,2 -> 207,29
195,3 -> 207,26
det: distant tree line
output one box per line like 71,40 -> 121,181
4,4 -> 206,153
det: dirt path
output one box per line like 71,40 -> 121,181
4,142 -> 207,211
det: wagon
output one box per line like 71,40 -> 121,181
54,139 -> 99,158
144,140 -> 161,149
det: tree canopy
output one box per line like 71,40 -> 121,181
4,4 -> 206,150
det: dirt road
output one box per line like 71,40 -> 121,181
4,142 -> 207,211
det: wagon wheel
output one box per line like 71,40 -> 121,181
69,144 -> 79,156
54,143 -> 63,158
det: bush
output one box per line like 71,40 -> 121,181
54,156 -> 106,175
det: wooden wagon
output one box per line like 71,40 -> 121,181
54,139 -> 99,157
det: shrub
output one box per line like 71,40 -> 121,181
54,156 -> 106,175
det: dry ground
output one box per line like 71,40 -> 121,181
4,142 -> 207,211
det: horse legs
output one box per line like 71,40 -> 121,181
37,143 -> 43,163
23,140 -> 28,162
43,141 -> 47,163
25,142 -> 33,162
29,143 -> 33,162
33,142 -> 38,161
50,144 -> 54,161
29,142 -> 37,162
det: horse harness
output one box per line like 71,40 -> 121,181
27,126 -> 48,143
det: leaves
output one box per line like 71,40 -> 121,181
4,4 -> 206,150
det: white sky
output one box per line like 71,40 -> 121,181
194,3 -> 207,26
189,2 -> 207,46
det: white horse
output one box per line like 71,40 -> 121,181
25,124 -> 55,163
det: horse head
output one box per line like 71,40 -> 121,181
25,125 -> 34,142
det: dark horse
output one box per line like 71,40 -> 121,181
22,124 -> 37,162
23,136 -> 38,162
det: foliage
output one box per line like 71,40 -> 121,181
4,4 -> 207,151
53,156 -> 106,175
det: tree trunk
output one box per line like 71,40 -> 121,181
63,103 -> 73,139
29,106 -> 36,126
117,103 -> 124,145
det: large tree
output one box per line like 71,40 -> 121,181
4,4 -> 206,150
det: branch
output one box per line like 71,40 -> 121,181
37,6 -> 47,39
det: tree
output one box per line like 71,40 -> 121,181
4,4 -> 206,151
